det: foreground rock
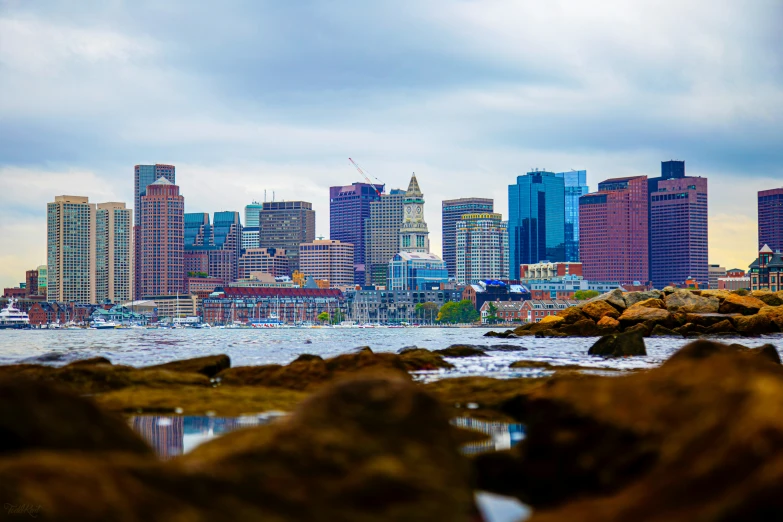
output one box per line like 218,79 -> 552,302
434,345 -> 488,357
472,340 -> 783,521
144,354 -> 231,377
587,331 -> 646,357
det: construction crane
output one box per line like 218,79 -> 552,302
348,158 -> 383,196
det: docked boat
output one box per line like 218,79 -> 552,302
0,298 -> 30,329
91,318 -> 118,330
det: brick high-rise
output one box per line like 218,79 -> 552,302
134,164 -> 175,299
139,178 -> 184,297
329,182 -> 383,284
442,197 -> 493,278
648,161 -> 708,289
579,176 -> 649,285
759,188 -> 783,252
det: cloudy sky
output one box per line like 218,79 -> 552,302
1,0 -> 781,288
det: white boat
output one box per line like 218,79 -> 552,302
0,298 -> 30,329
91,318 -> 118,330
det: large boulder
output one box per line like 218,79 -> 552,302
751,290 -> 783,307
718,293 -> 767,315
759,306 -> 783,330
703,319 -> 737,336
672,323 -> 707,337
555,306 -> 589,324
628,298 -> 665,310
618,306 -> 672,327
650,325 -> 681,337
557,318 -> 601,337
144,354 -> 231,378
587,331 -> 646,357
663,290 -> 720,313
434,345 -> 488,357
585,288 -> 627,312
596,316 -> 620,334
397,348 -> 455,370
735,314 -> 777,336
622,290 -> 663,308
665,340 -> 781,366
700,289 -> 733,301
581,301 -> 620,322
0,378 -> 153,456
682,313 -> 739,327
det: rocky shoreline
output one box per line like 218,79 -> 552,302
1,337 -> 783,520
487,288 -> 783,339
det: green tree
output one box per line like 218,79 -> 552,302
437,300 -> 480,324
317,311 -> 330,324
414,302 -> 440,323
574,290 -> 600,300
485,301 -> 500,324
331,308 -> 344,325
187,271 -> 209,278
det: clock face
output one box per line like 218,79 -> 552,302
416,205 -> 422,214
406,206 -> 412,214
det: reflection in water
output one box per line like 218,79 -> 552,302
131,414 -> 525,459
451,417 -> 526,455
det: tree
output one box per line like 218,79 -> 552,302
414,302 -> 439,323
485,301 -> 500,324
574,290 -> 600,300
317,311 -> 330,324
187,271 -> 209,278
331,308 -> 344,325
437,300 -> 480,324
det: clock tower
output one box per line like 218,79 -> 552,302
399,173 -> 430,253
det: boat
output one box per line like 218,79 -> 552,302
0,298 -> 30,329
91,318 -> 118,330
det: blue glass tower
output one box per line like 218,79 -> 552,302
555,170 -> 589,262
508,171 -> 566,279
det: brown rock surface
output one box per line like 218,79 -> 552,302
587,331 -> 646,357
144,354 -> 231,378
759,306 -> 783,330
596,316 -> 620,333
683,313 -> 739,327
718,293 -> 767,315
434,345 -> 488,357
397,348 -> 455,371
618,306 -> 671,326
751,290 -> 783,306
663,290 -> 720,313
556,318 -> 600,337
735,313 -> 777,335
703,319 -> 737,335
581,300 -> 620,321
555,306 -> 588,324
627,298 -> 665,310
622,290 -> 663,308
585,288 -> 626,311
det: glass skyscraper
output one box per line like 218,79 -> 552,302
507,171 -> 565,280
329,182 -> 383,284
555,170 -> 588,262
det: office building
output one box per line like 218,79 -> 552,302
238,248 -> 291,279
758,188 -> 783,252
299,240 -> 355,288
47,195 -> 95,303
241,227 -> 259,250
184,211 -> 241,284
244,201 -> 264,228
455,213 -> 509,285
95,202 -> 132,304
508,171 -> 566,279
555,170 -> 589,262
708,264 -> 727,290
184,213 -> 211,248
648,160 -> 708,289
442,198 -> 494,277
330,182 -> 383,284
388,252 -> 448,291
212,211 -> 242,282
25,269 -> 38,297
139,178 -> 185,297
36,264 -> 47,297
134,164 -> 175,299
579,176 -> 649,286
365,189 -> 405,286
749,244 -> 783,292
259,201 -> 315,274
520,261 -> 583,280
203,287 -> 346,325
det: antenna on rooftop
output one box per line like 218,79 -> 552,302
264,190 -> 267,203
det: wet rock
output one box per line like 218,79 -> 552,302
622,290 -> 663,308
484,329 -> 517,338
217,349 -> 410,390
580,301 -> 619,322
397,348 -> 455,370
145,354 -> 231,378
759,306 -> 783,330
67,356 -> 113,366
627,298 -> 665,310
735,313 -> 777,336
555,307 -> 588,324
703,319 -> 737,336
665,340 -> 781,365
663,290 -> 720,313
751,290 -> 783,306
557,318 -> 600,337
682,313 -> 739,327
718,293 -> 767,315
293,353 -> 324,362
513,317 -> 562,336
585,288 -> 627,312
0,378 -> 153,456
650,325 -> 681,337
587,331 -> 646,357
618,306 -> 671,327
623,322 -> 653,337
181,377 -> 475,522
492,340 -> 783,514
435,345 -> 488,357
672,322 -> 706,337
487,344 -> 529,352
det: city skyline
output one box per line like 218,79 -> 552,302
2,1 -> 782,288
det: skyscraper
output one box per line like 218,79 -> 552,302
648,161 -> 708,289
555,170 -> 589,262
185,213 -> 211,248
259,201 -> 316,274
455,213 -> 509,285
299,240 -> 355,288
507,171 -> 566,279
329,182 -> 384,284
134,164 -> 175,299
365,188 -> 405,286
442,198 -> 494,277
95,202 -> 132,304
212,211 -> 242,282
184,211 -> 242,284
399,174 -> 430,253
579,176 -> 649,285
758,188 -> 783,252
244,201 -> 264,228
47,195 -> 95,303
139,178 -> 184,297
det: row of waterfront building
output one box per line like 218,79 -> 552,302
4,161 -> 783,314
